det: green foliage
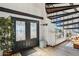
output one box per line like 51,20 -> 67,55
66,32 -> 72,37
0,17 -> 15,51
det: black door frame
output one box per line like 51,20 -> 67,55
11,16 -> 39,51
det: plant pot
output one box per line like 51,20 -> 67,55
73,44 -> 79,49
3,50 -> 13,56
0,50 -> 3,56
40,40 -> 46,48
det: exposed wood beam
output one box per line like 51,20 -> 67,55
51,16 -> 79,23
48,11 -> 79,19
58,22 -> 79,27
45,3 -> 61,8
0,7 -> 43,19
64,27 -> 79,29
45,3 -> 61,4
46,5 -> 79,14
46,7 -> 65,14
46,5 -> 79,9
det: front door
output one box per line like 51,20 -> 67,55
12,17 -> 39,51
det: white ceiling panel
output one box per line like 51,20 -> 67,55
53,4 -> 70,7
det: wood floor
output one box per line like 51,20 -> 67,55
28,41 -> 79,56
13,41 -> 79,56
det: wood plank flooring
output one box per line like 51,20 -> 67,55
28,41 -> 79,56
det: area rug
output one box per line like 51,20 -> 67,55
65,42 -> 73,48
20,49 -> 36,56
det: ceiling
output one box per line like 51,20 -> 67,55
45,3 -> 79,30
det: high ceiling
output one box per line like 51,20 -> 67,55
45,3 -> 79,30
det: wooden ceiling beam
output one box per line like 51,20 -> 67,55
64,27 -> 79,29
48,11 -> 79,19
46,4 -> 79,9
58,22 -> 79,27
46,5 -> 79,14
51,16 -> 79,23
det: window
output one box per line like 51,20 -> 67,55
30,23 -> 37,39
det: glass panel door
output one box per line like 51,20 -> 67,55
16,21 -> 26,41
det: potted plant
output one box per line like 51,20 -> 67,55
0,17 -> 5,55
0,17 -> 15,56
66,32 -> 72,40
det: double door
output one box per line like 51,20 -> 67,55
12,17 -> 39,51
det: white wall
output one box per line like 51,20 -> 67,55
47,21 -> 56,46
46,20 -> 67,46
0,3 -> 45,17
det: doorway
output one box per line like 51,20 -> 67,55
11,17 -> 39,51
